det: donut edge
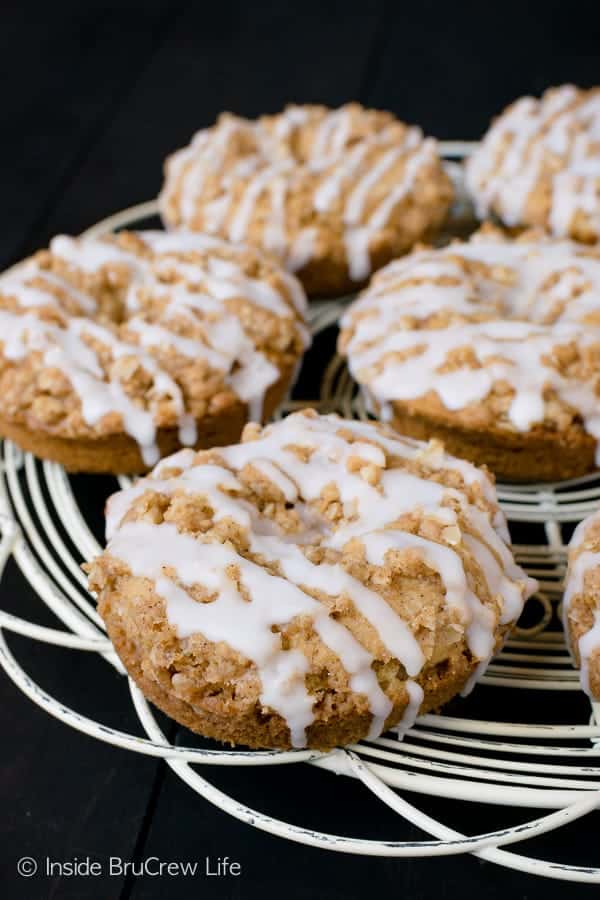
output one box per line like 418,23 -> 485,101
101,598 -> 491,751
382,401 -> 597,484
0,360 -> 297,475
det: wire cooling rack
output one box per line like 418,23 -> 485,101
0,143 -> 599,883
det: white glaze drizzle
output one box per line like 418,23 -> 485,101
104,412 -> 533,745
160,106 -> 442,282
0,266 -> 98,315
250,533 -> 425,676
0,232 -> 308,463
345,147 -> 404,226
313,142 -> 370,212
361,529 -> 495,662
342,138 -> 437,282
393,680 -> 424,740
466,86 -> 600,238
0,310 -> 187,466
229,163 -> 291,245
287,228 -> 319,274
341,234 -> 600,460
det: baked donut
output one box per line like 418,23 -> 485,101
339,227 -> 600,483
0,231 -> 308,474
159,103 -> 453,298
466,85 -> 600,242
87,410 -> 535,751
564,511 -> 600,702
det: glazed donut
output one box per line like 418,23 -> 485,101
159,103 -> 453,297
565,510 -> 600,701
466,85 -> 600,242
339,226 -> 600,483
0,231 -> 308,474
87,410 -> 535,751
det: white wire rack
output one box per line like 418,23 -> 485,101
0,142 -> 599,883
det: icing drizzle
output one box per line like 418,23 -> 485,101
102,412 -> 534,746
340,232 -> 600,460
0,232 -> 308,465
159,105 -> 448,284
466,85 -> 600,239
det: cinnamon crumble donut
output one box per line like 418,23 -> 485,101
88,411 -> 535,751
565,511 -> 600,701
159,103 -> 453,297
0,231 -> 308,474
339,226 -> 600,483
466,85 -> 600,242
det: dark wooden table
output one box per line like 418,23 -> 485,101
1,2 -> 600,897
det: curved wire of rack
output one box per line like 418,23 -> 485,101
0,142 -> 599,881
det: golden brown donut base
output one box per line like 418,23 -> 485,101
567,526 -> 600,702
102,606 -> 483,751
566,593 -> 600,702
0,366 -> 294,474
292,209 -> 452,298
161,104 -> 454,299
385,403 -> 597,484
88,409 -> 525,750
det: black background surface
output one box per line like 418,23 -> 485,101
1,2 -> 600,897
